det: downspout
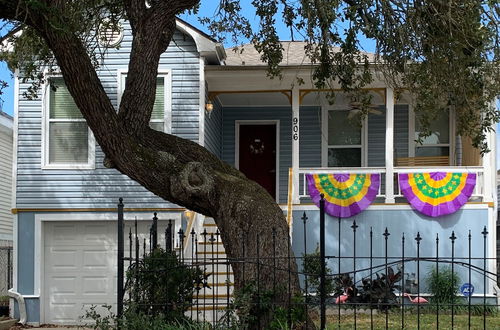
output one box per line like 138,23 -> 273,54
8,289 -> 26,324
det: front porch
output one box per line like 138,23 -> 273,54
204,69 -> 496,206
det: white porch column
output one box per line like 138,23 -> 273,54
385,88 -> 395,203
292,87 -> 300,204
482,125 -> 494,203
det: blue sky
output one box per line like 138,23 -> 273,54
0,3 -> 498,165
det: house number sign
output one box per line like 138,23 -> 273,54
292,117 -> 299,140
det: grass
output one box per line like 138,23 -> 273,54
315,310 -> 500,329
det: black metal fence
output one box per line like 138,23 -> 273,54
116,198 -> 499,329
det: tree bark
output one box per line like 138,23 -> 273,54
0,1 -> 310,328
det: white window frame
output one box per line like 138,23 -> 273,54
321,106 -> 367,167
117,68 -> 172,133
41,76 -> 96,170
409,106 -> 454,163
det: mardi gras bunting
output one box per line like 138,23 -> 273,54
306,173 -> 380,218
398,172 -> 476,217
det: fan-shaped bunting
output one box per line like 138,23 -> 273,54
398,172 -> 476,217
306,173 -> 380,218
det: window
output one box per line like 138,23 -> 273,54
43,78 -> 95,169
326,110 -> 363,167
119,71 -> 171,133
414,111 -> 450,157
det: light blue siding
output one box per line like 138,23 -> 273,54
299,106 -> 321,168
221,107 -> 292,204
16,24 -> 201,209
17,212 -> 34,294
367,106 -> 386,166
292,207 -> 492,294
204,95 -> 222,158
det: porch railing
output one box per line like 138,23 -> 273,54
297,166 -> 486,202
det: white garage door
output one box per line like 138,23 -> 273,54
43,220 -> 172,324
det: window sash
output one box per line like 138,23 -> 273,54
45,77 -> 92,167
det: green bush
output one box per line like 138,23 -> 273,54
302,246 -> 335,295
125,248 -> 205,321
425,266 -> 460,305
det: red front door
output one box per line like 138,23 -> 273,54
238,124 -> 277,199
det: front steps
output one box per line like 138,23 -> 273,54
188,217 -> 234,324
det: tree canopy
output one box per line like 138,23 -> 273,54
1,1 -> 499,150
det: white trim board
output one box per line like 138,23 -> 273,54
34,211 -> 182,324
198,57 -> 205,146
235,120 -> 280,202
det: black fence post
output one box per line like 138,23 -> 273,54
435,234 -> 439,329
117,197 -> 124,320
302,212 -> 309,329
415,232 -> 422,330
450,231 -> 456,328
482,226 -> 488,329
384,228 -> 390,328
319,194 -> 326,330
165,220 -> 172,252
152,212 -> 158,250
351,220 -> 358,328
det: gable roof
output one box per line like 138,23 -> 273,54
224,41 -> 376,66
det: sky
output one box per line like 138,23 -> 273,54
0,2 -> 498,167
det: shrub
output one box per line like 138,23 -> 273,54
425,266 -> 460,306
125,248 -> 205,321
358,267 -> 402,310
302,246 -> 335,295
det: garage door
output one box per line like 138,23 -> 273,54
43,220 -> 170,324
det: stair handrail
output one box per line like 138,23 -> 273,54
183,211 -> 206,260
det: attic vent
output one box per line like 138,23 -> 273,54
98,21 -> 123,47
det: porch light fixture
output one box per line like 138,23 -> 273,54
205,100 -> 214,113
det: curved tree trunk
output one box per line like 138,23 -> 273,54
0,1 -> 311,328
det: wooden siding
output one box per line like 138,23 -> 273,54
299,107 -> 321,168
15,24 -> 200,209
204,92 -> 223,158
0,129 -> 13,239
221,107 -> 292,204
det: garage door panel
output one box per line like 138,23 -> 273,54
48,249 -> 79,270
49,276 -> 77,295
82,250 -> 113,268
50,303 -> 78,323
83,223 -> 115,244
48,224 -> 80,245
82,276 -> 111,295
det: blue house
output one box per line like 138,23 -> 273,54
10,19 -> 498,325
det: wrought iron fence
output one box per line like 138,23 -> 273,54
116,198 -> 499,329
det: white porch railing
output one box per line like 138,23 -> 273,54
297,166 -> 485,202
393,166 -> 485,199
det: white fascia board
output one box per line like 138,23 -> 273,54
175,19 -> 224,64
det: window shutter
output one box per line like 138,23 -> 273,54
49,79 -> 83,119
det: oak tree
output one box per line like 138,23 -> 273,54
0,1 -> 498,328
